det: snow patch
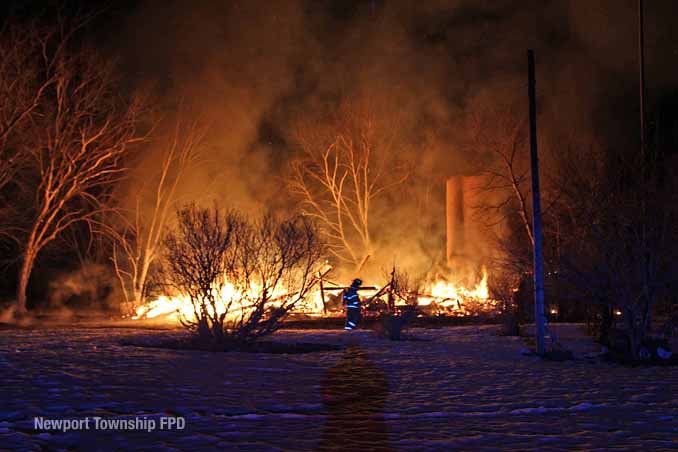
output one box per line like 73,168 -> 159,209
568,402 -> 607,412
229,409 -> 323,420
509,406 -> 562,415
510,402 -> 607,415
456,410 -> 505,417
418,411 -> 448,418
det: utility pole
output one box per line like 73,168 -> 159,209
638,0 -> 652,338
638,0 -> 646,164
527,49 -> 546,355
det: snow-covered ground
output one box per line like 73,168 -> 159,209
0,324 -> 676,451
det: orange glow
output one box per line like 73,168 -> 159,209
131,267 -> 496,322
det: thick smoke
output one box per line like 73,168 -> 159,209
113,0 -> 670,280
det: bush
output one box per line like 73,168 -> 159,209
162,204 -> 325,345
489,272 -> 521,336
374,305 -> 418,340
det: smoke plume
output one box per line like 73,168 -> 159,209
109,0 -> 673,279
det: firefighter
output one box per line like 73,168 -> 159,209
344,278 -> 362,330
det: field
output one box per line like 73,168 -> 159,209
1,324 -> 676,451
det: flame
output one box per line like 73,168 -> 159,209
429,268 -> 489,300
131,267 -> 496,321
417,267 -> 494,315
132,278 -> 324,321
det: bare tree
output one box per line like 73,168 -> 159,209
0,23 -> 47,181
0,21 -> 65,243
466,103 -> 534,247
466,100 -> 571,289
163,204 -> 325,345
289,101 -> 408,269
13,47 -> 145,315
554,143 -> 678,359
105,113 -> 206,310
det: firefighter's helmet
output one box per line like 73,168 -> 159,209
351,278 -> 362,287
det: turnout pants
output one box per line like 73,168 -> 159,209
345,307 -> 362,330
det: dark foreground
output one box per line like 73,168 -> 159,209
0,324 -> 676,451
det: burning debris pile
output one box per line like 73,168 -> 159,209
130,266 -> 497,322
128,168 -> 500,325
417,268 -> 496,316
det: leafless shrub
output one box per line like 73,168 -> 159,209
162,204 -> 237,342
163,204 -> 325,345
374,305 -> 419,341
489,271 -> 520,336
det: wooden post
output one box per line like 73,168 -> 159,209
356,254 -> 370,274
387,266 -> 396,312
317,267 -> 333,315
528,49 -> 546,355
320,279 -> 327,315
